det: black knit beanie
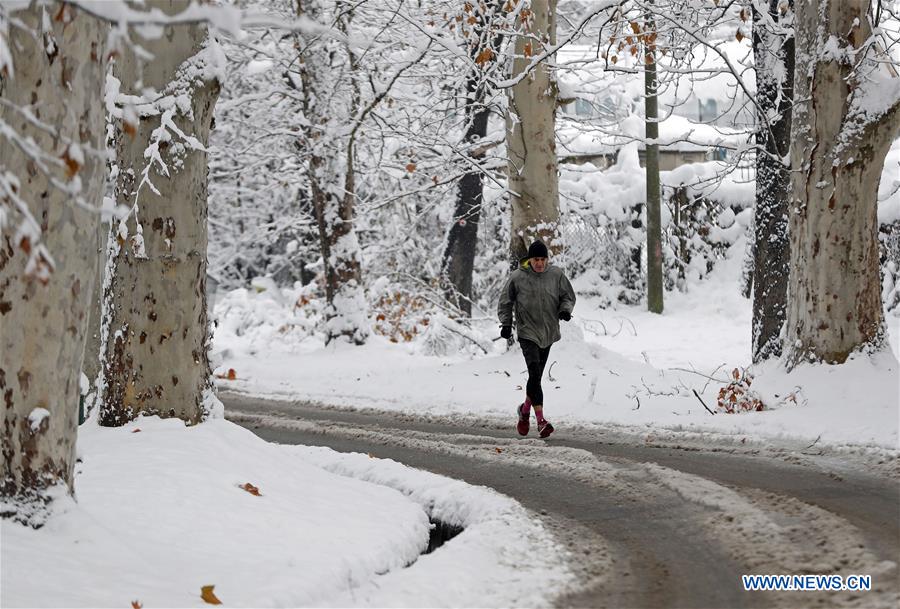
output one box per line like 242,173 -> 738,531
527,240 -> 549,259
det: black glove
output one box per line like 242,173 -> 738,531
500,326 -> 512,339
558,311 -> 571,322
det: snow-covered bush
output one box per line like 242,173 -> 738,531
213,280 -> 324,356
371,285 -> 431,344
559,151 -> 754,306
881,222 -> 900,315
662,185 -> 753,292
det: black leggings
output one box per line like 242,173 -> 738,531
519,339 -> 551,405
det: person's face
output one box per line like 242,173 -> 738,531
531,257 -> 548,273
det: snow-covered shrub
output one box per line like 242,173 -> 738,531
213,280 -> 324,355
880,221 -> 900,315
371,287 -> 431,343
558,146 -> 646,305
662,185 -> 752,291
559,153 -> 754,304
418,313 -> 494,357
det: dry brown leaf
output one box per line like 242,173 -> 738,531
405,162 -> 417,173
132,601 -> 142,609
240,482 -> 262,496
132,428 -> 141,433
201,585 -> 222,605
736,29 -> 744,43
62,148 -> 82,179
474,48 -> 494,65
494,447 -> 503,453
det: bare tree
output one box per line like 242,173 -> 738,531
0,2 -> 107,524
295,0 -> 369,344
751,0 -> 793,362
442,1 -> 503,315
643,7 -> 663,314
101,1 -> 221,425
785,0 -> 900,367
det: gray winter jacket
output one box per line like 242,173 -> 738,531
497,263 -> 576,348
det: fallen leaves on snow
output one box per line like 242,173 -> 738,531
215,368 -> 237,381
200,585 -> 222,605
239,482 -> 262,496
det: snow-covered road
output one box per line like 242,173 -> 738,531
223,391 -> 900,609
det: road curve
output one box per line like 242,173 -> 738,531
220,391 -> 899,609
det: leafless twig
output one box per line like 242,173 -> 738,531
802,434 -> 822,451
691,389 -> 716,416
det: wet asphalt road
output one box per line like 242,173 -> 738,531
221,391 -> 899,609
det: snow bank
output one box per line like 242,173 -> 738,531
2,417 -> 429,608
749,349 -> 900,449
2,415 -> 573,608
296,447 -> 575,607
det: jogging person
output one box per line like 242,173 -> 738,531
497,240 -> 576,438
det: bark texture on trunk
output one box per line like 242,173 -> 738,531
644,24 -> 663,314
507,0 -> 560,266
297,0 -> 368,344
785,0 -> 898,367
751,0 -> 794,363
101,2 -> 220,425
82,216 -> 106,405
0,3 -> 107,523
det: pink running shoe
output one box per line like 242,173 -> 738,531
538,420 -> 554,439
516,403 -> 530,436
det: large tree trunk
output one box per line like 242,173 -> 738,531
751,0 -> 794,363
0,3 -> 107,524
101,2 -> 220,425
785,0 -> 899,367
644,11 -> 663,314
297,0 -> 368,344
442,6 -> 499,315
507,0 -> 560,265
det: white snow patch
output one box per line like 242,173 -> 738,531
245,59 -> 274,76
2,416 -> 567,607
27,408 -> 50,433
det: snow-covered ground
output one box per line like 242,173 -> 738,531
4,241 -> 896,609
1,415 -> 572,608
211,249 -> 900,451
